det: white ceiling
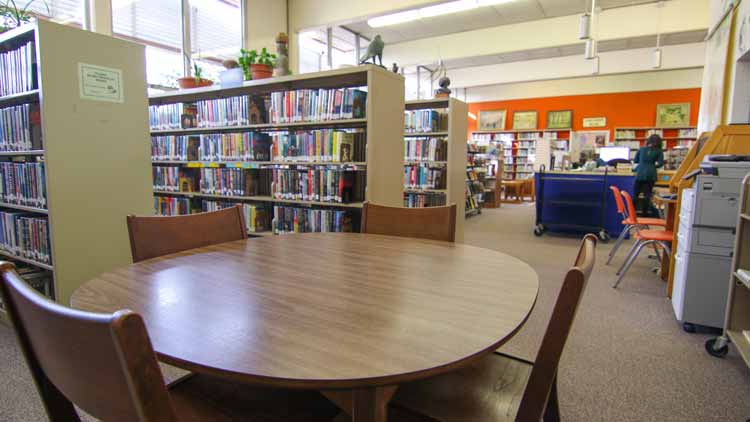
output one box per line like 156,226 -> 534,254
344,0 -> 667,47
434,29 -> 707,70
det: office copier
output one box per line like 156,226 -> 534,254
671,155 -> 750,331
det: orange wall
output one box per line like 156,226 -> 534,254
468,88 -> 701,140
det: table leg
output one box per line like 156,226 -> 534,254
321,386 -> 397,422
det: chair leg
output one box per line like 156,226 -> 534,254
616,239 -> 641,276
606,225 -> 632,265
613,240 -> 650,288
543,377 -> 561,422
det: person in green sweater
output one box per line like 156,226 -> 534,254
633,134 -> 665,216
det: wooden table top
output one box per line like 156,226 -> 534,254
71,233 -> 539,389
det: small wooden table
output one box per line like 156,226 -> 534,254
652,195 -> 678,283
71,233 -> 539,422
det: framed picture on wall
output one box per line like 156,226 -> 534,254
478,109 -> 506,131
656,103 -> 691,128
582,117 -> 607,128
512,110 -> 538,130
547,110 -> 573,129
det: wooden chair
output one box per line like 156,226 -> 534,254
0,261 -> 339,422
361,202 -> 457,242
390,234 -> 598,422
127,205 -> 247,262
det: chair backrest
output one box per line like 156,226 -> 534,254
361,202 -> 457,242
0,261 -> 177,422
610,185 -> 627,217
620,190 -> 639,225
127,205 -> 247,262
515,234 -> 597,422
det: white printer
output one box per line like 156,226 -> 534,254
671,155 -> 750,331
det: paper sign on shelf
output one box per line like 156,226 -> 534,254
78,63 -> 124,103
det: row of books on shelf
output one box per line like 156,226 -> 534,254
269,88 -> 367,124
0,103 -> 41,151
271,130 -> 365,163
201,168 -> 269,197
404,164 -> 446,190
149,103 -> 184,130
154,196 -> 191,216
271,168 -> 365,203
404,110 -> 444,133
0,40 -> 36,97
202,201 -> 270,233
404,137 -> 447,162
0,212 -> 50,265
273,205 -> 353,234
404,191 -> 446,208
195,96 -> 256,128
0,162 -> 46,208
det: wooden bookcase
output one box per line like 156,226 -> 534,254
149,65 -> 405,234
403,98 -> 467,241
0,20 -> 153,313
470,129 -> 573,180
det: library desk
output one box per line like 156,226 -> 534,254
71,233 -> 539,422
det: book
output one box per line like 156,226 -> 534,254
270,167 -> 364,203
154,196 -> 191,216
0,211 -> 50,264
202,200 -> 271,233
404,164 -> 447,190
269,88 -> 367,124
149,103 -> 184,130
404,136 -> 447,162
272,205 -> 353,234
0,103 -> 42,151
0,162 -> 46,208
198,132 -> 271,162
404,191 -> 447,208
151,135 -> 189,161
271,129 -> 365,163
404,110 -> 444,133
152,166 -> 182,192
0,40 -> 37,96
196,96 -> 250,128
199,168 -> 270,197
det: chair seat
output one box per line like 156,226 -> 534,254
622,217 -> 666,227
391,352 -> 532,422
168,374 -> 341,422
635,230 -> 673,242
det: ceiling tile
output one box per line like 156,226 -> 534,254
537,0 -> 588,18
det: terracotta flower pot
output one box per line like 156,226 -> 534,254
177,77 -> 214,89
250,64 -> 273,80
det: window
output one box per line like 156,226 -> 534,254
112,0 -> 242,88
298,26 -> 361,74
28,0 -> 84,27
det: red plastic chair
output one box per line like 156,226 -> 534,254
613,190 -> 673,289
607,186 -> 667,265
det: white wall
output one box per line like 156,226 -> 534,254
458,67 -> 703,103
245,0 -> 287,52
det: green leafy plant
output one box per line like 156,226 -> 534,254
0,0 -> 49,33
238,47 -> 276,80
193,62 -> 203,82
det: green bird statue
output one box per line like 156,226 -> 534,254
359,35 -> 384,67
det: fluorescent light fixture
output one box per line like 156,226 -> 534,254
368,0 -> 516,28
579,13 -> 591,40
591,56 -> 600,75
420,0 -> 476,18
468,112 -> 477,120
652,48 -> 662,69
368,10 -> 420,27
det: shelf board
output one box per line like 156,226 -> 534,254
403,131 -> 448,137
404,98 -> 450,110
727,330 -> 750,368
151,118 -> 368,135
152,160 -> 366,167
0,250 -> 53,271
0,202 -> 48,214
0,89 -> 39,108
0,150 -> 44,156
153,191 -> 364,208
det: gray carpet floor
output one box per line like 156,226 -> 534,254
0,203 -> 748,421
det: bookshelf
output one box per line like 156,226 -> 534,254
403,98 -> 467,241
470,129 -> 573,180
614,126 -> 697,166
149,65 -> 404,235
0,20 -> 153,312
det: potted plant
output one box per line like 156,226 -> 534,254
1,1 -> 49,34
238,48 -> 276,81
177,63 -> 214,89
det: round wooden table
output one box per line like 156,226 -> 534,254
71,233 -> 539,422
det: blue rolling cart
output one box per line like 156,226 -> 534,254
534,167 -> 635,241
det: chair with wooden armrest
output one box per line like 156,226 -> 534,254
390,234 -> 597,422
0,261 -> 339,422
361,202 -> 457,242
127,205 -> 247,262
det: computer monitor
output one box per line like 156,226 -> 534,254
599,146 -> 630,163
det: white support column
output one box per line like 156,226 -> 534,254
88,0 -> 112,35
